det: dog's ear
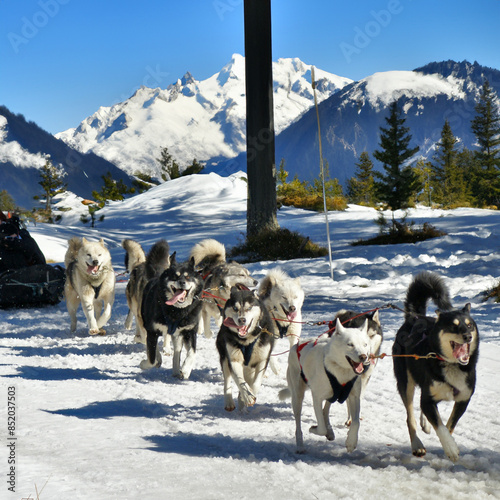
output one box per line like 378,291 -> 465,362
259,276 -> 272,298
230,286 -> 238,296
462,303 -> 471,314
362,318 -> 369,334
294,277 -> 301,285
82,237 -> 88,243
169,252 -> 177,266
335,317 -> 344,335
188,256 -> 196,270
371,309 -> 380,325
99,238 -> 106,247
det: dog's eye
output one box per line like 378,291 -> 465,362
347,342 -> 354,347
233,306 -> 239,312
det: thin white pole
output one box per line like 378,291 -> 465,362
311,66 -> 334,280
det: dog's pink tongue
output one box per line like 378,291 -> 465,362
453,343 -> 470,363
353,361 -> 364,374
87,264 -> 98,274
223,317 -> 248,337
165,289 -> 187,305
287,311 -> 297,321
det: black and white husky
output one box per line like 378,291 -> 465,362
122,239 -> 170,344
216,287 -> 275,411
279,318 -> 371,453
139,253 -> 203,380
393,271 -> 479,462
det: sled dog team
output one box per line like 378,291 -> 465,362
64,236 -> 480,463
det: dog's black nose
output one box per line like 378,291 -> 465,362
290,305 -> 296,312
463,333 -> 472,343
238,317 -> 247,325
92,259 -> 99,266
359,354 -> 367,362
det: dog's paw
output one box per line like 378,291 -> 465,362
344,418 -> 352,427
411,436 -> 427,457
238,385 -> 256,407
345,428 -> 358,452
139,358 -> 159,370
309,425 -> 323,436
325,427 -> 335,441
89,328 -> 105,336
436,427 -> 460,462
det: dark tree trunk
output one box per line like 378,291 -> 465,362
244,0 -> 278,237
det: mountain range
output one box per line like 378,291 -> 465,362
0,106 -> 133,210
214,60 -> 500,182
56,54 -> 351,177
1,57 -> 499,210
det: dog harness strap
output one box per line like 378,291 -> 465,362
93,283 -> 102,299
324,367 -> 356,404
240,337 -> 258,366
296,341 -> 310,383
274,320 -> 289,339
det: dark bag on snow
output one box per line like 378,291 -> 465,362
0,264 -> 66,308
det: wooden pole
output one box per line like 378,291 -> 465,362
244,0 -> 278,237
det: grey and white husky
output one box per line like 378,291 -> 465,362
216,287 -> 275,411
189,238 -> 258,339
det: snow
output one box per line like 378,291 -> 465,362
2,172 -> 500,499
352,70 -> 466,109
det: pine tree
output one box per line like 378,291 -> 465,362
277,158 -> 288,186
347,151 -> 377,206
470,80 -> 500,206
36,156 -> 67,221
373,101 -> 420,210
92,172 -> 133,203
156,146 -> 180,181
182,159 -> 204,176
414,159 -> 433,206
431,120 -> 470,207
0,190 -> 16,212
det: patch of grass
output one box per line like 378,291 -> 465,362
229,227 -> 328,263
352,219 -> 447,246
277,192 -> 347,211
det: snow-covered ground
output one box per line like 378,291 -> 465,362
1,173 -> 499,499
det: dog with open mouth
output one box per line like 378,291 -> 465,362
279,318 -> 371,454
216,287 -> 275,411
139,252 -> 203,379
64,237 -> 115,335
189,238 -> 258,339
122,239 -> 170,344
393,271 -> 479,462
332,309 -> 383,426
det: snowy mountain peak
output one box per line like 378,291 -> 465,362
56,54 -> 351,177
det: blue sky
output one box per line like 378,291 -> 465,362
2,0 -> 500,134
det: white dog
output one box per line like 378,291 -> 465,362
279,318 -> 371,453
64,237 -> 115,335
258,268 -> 305,346
259,268 -> 304,375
